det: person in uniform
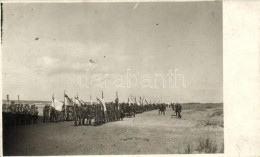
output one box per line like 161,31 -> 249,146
177,103 -> 182,118
175,103 -> 179,116
34,107 -> 39,123
171,103 -> 175,111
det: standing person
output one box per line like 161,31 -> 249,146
172,103 -> 175,111
163,104 -> 166,115
175,103 -> 179,116
177,103 -> 182,118
61,104 -> 66,121
158,104 -> 161,115
33,107 -> 39,124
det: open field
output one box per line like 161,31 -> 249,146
3,103 -> 223,155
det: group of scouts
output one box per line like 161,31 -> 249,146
42,95 -> 163,126
2,102 -> 39,126
170,103 -> 182,118
2,93 -> 183,127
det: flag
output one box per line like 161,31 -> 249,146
73,98 -> 81,105
64,93 -> 73,106
51,98 -> 63,111
97,97 -> 106,112
79,99 -> 85,105
90,95 -> 93,105
139,97 -> 143,105
74,96 -> 85,106
80,99 -> 85,104
128,97 -> 132,105
136,99 -> 141,106
133,97 -> 140,106
65,96 -> 73,106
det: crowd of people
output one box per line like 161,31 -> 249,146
42,101 -> 167,126
2,95 -> 183,127
170,103 -> 182,118
2,102 -> 39,126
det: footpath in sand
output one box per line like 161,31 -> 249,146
3,107 -> 224,155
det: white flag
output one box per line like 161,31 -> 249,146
51,98 -> 63,111
79,99 -> 85,105
128,97 -> 133,105
97,97 -> 106,112
65,96 -> 73,106
64,92 -> 73,106
136,100 -> 141,106
73,98 -> 81,105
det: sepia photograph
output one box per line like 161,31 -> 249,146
1,1 -> 224,156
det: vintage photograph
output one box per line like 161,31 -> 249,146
1,1 -> 223,155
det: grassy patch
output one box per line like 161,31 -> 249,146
182,103 -> 223,110
204,119 -> 223,127
210,109 -> 223,117
193,107 -> 207,111
184,144 -> 192,154
197,137 -> 218,153
182,137 -> 223,154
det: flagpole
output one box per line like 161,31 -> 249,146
64,90 -> 65,105
18,94 -> 20,104
7,94 -> 9,106
52,93 -> 55,103
90,95 -> 92,105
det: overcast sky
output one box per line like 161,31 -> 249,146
2,2 -> 222,103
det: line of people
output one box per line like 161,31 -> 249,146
42,101 -> 162,126
2,102 -> 39,126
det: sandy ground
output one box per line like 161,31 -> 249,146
3,106 -> 224,155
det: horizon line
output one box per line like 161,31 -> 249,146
1,99 -> 223,104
